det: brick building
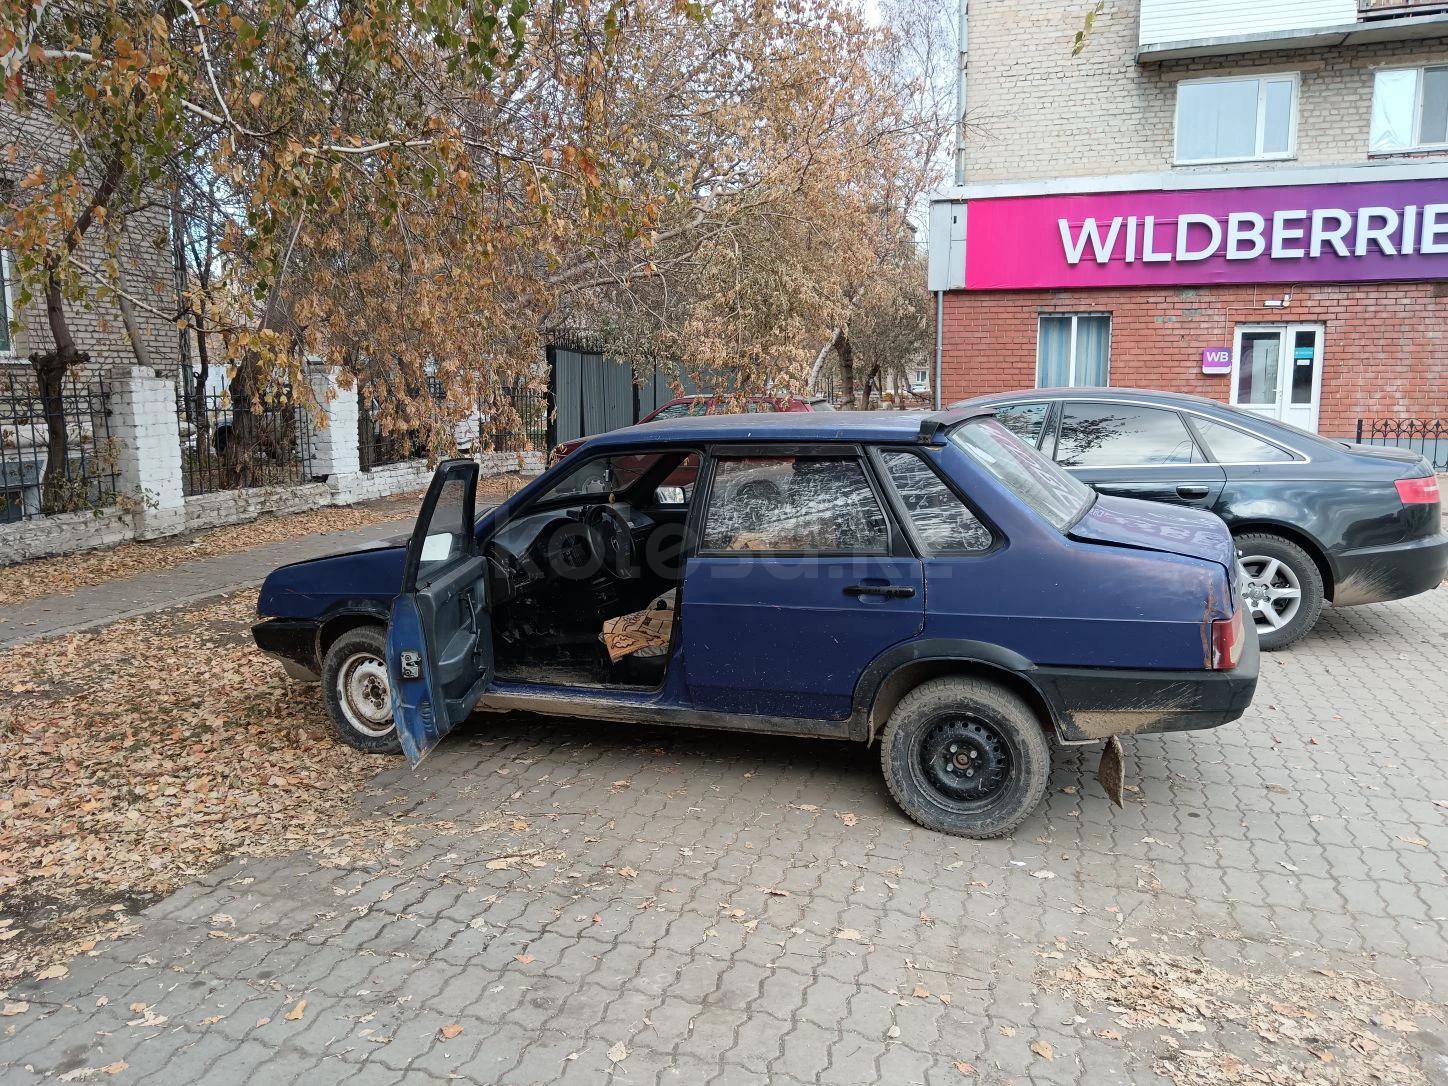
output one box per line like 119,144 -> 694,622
0,103 -> 182,375
927,0 -> 1448,437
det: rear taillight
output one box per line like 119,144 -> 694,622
1395,475 -> 1440,505
1211,609 -> 1245,671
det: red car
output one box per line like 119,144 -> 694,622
550,394 -> 833,462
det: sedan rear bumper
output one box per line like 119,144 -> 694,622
1032,621 -> 1259,744
252,618 -> 322,682
1331,531 -> 1448,607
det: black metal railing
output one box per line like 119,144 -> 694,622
489,386 -> 548,452
0,368 -> 118,523
1355,418 -> 1448,471
176,382 -> 313,496
358,393 -> 423,472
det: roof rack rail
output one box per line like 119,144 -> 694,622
916,406 -> 995,445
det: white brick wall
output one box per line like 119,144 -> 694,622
0,364 -> 546,566
108,365 -> 185,539
962,0 -> 1448,182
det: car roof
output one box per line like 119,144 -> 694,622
956,386 -> 1231,410
582,408 -> 950,448
953,387 -> 1341,453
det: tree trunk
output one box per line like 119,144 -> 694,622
32,272 -> 86,510
192,305 -> 212,459
834,328 -> 856,410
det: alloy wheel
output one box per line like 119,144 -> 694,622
1237,554 -> 1303,634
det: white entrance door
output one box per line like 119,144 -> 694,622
1230,324 -> 1324,432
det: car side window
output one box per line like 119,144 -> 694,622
1190,417 -> 1294,463
702,455 -> 888,554
993,402 -> 1050,448
879,450 -> 992,554
1055,403 -> 1206,467
650,403 -> 693,420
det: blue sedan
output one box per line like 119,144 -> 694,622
253,407 -> 1258,837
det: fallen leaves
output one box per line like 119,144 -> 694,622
953,1060 -> 976,1076
514,954 -> 535,965
439,1023 -> 464,1040
0,593 -> 422,984
284,999 -> 307,1021
2,1001 -> 29,1016
1048,946 -> 1444,1086
1029,1039 -> 1055,1060
607,1041 -> 628,1062
835,928 -> 862,942
836,811 -> 859,827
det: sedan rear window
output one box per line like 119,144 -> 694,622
951,418 -> 1093,531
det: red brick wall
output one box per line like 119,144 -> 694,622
939,282 -> 1448,437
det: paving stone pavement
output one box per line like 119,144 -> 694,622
3,589 -> 1447,1084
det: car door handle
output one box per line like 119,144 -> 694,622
844,584 -> 916,599
1176,484 -> 1211,499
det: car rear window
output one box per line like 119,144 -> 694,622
951,418 -> 1093,531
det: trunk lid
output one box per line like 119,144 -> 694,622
1340,442 -> 1432,470
1069,495 -> 1236,573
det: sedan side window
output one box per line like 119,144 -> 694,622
1056,403 -> 1205,467
702,456 -> 888,554
880,450 -> 992,554
1190,417 -> 1294,464
993,402 -> 1050,448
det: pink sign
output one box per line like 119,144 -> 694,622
1201,347 -> 1231,374
963,178 -> 1448,290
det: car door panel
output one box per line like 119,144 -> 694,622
680,448 -> 924,721
681,554 -> 923,719
387,459 -> 492,764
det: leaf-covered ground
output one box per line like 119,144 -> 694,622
0,473 -> 529,607
0,593 -> 414,985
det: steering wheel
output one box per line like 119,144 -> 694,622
584,503 -> 638,580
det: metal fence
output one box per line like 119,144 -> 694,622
0,368 -> 118,522
357,392 -> 423,472
1355,418 -> 1448,471
176,384 -> 314,496
490,386 -> 549,452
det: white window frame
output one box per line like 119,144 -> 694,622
0,251 -> 17,359
1036,313 -> 1111,388
1369,64 -> 1448,156
1173,72 -> 1301,166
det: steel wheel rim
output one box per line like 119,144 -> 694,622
338,652 -> 395,737
911,715 -> 1012,811
1237,554 -> 1303,634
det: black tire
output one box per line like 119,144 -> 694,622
1234,532 -> 1324,652
321,625 -> 402,754
879,677 -> 1051,839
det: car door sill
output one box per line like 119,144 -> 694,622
479,683 -> 853,740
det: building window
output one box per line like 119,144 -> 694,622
1174,74 -> 1298,164
1369,65 -> 1448,154
1037,314 -> 1110,388
0,252 -> 13,356
911,367 -> 929,388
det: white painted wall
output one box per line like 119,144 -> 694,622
1139,0 -> 1358,47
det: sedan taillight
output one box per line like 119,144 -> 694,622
1395,475 -> 1440,505
1211,609 -> 1245,671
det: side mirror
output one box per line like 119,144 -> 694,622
655,486 -> 686,505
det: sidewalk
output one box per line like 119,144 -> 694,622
0,519 -> 413,649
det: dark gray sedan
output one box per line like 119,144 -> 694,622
954,388 -> 1446,649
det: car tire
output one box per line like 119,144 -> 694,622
879,677 -> 1051,839
1234,532 -> 1324,652
321,625 -> 402,754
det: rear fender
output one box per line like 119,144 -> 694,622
851,639 -> 1059,744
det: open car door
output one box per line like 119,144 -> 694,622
387,459 -> 493,764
